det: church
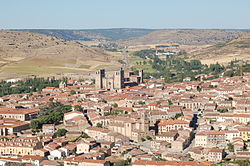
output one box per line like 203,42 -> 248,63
95,68 -> 143,90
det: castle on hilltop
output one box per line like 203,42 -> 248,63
95,68 -> 143,89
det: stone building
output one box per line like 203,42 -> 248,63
95,68 -> 143,90
0,118 -> 29,136
0,137 -> 42,156
101,111 -> 150,142
195,131 -> 226,148
42,124 -> 55,135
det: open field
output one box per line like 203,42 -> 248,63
188,35 -> 250,65
129,56 -> 158,73
0,30 -> 123,78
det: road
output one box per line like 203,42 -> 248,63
122,48 -> 130,69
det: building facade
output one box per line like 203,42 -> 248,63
95,69 -> 143,90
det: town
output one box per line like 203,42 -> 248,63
1,1 -> 250,165
0,67 -> 249,166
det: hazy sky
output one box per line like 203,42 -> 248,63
1,0 -> 250,29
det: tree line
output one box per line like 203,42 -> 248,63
0,77 -> 65,97
132,49 -> 249,83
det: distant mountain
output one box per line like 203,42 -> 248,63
120,29 -> 250,46
18,28 -> 156,41
14,29 -> 250,45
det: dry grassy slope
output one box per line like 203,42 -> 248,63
0,30 -> 122,77
121,29 -> 247,46
188,35 -> 250,65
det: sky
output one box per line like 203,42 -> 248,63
0,0 -> 250,29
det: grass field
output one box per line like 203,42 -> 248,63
129,56 -> 158,73
79,64 -> 91,69
0,53 -> 122,76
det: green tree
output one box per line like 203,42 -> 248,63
55,128 -> 68,137
217,108 -> 228,113
96,123 -> 103,128
30,120 -> 42,130
138,101 -> 145,105
141,138 -> 146,142
74,105 -> 83,112
173,112 -> 184,119
81,132 -> 90,138
228,143 -> 234,152
30,102 -> 72,130
112,103 -> 118,108
168,100 -> 173,105
70,90 -> 76,95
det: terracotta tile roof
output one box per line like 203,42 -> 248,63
158,119 -> 189,126
86,126 -> 111,133
132,160 -> 212,166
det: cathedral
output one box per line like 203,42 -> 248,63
95,68 -> 143,89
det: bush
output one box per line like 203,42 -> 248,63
217,108 -> 228,113
81,132 -> 90,138
55,128 -> 68,137
70,90 -> 76,95
112,103 -> 118,108
96,123 -> 103,128
141,138 -> 146,142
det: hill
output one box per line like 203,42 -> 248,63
0,30 -> 122,78
121,29 -> 248,46
18,28 -> 156,41
187,34 -> 250,64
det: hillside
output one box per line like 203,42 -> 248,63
0,30 -> 122,78
19,28 -> 156,41
187,35 -> 250,64
121,29 -> 248,46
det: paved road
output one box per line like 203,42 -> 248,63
122,48 -> 130,69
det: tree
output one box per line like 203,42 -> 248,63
146,136 -> 152,140
74,105 -> 83,112
141,138 -> 146,142
30,102 -> 72,130
0,77 -> 61,97
217,108 -> 228,113
81,132 -> 90,138
114,158 -> 131,166
96,123 -> 103,128
138,101 -> 145,105
30,120 -> 42,130
70,90 -> 76,95
55,128 -> 68,137
98,99 -> 107,103
168,100 -> 173,105
174,112 -> 184,119
228,143 -> 234,152
112,103 -> 118,108
197,86 -> 202,92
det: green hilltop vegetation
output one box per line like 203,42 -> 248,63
131,49 -> 250,83
19,28 -> 156,41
